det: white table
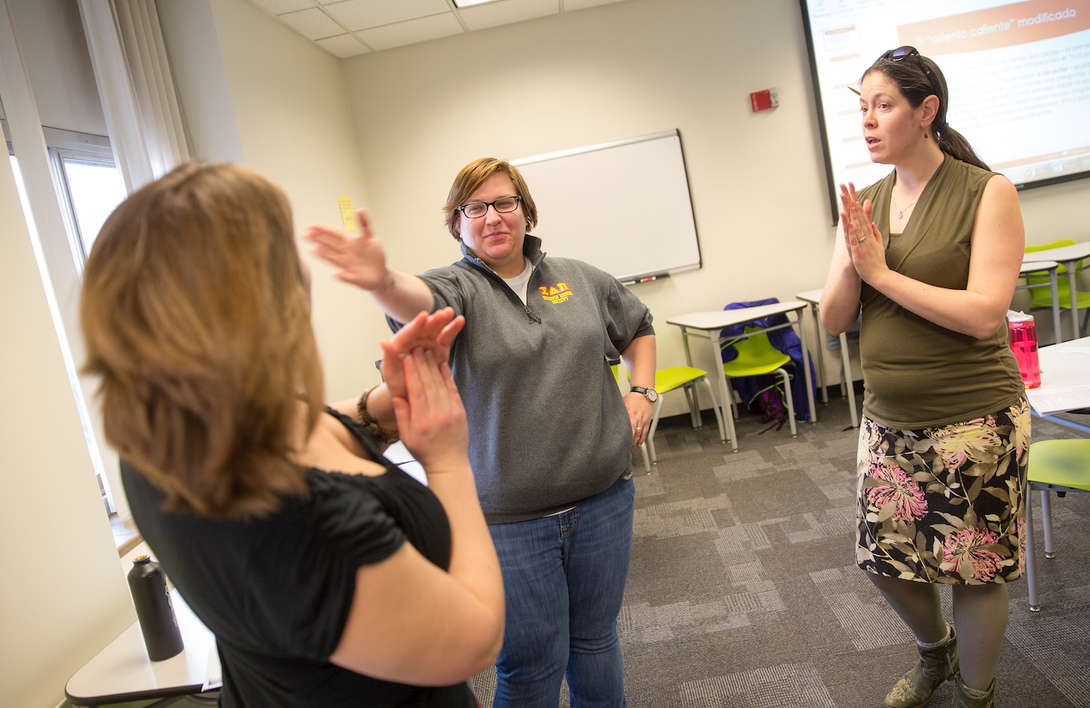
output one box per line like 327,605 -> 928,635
66,590 -> 218,706
1023,241 -> 1090,339
796,289 -> 859,428
1025,336 -> 1090,435
666,301 -> 816,451
1022,336 -> 1090,611
1017,259 -> 1063,345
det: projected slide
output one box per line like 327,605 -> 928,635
801,0 -> 1090,213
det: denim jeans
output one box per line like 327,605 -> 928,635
488,476 -> 634,708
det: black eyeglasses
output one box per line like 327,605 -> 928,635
457,195 -> 522,219
882,45 -> 942,99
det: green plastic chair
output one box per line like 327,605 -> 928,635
1025,439 -> 1090,611
1024,239 -> 1090,334
720,327 -> 797,439
613,364 -> 727,469
646,366 -> 727,463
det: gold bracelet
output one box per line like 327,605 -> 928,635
357,386 -> 400,444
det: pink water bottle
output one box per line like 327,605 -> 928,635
1007,310 -> 1041,389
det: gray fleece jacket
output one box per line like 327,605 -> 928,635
390,235 -> 654,524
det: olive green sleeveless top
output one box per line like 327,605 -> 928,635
857,155 -> 1023,429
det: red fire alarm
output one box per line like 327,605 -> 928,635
750,88 -> 779,112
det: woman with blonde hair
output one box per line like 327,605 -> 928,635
821,48 -> 1026,708
308,157 -> 656,707
81,162 -> 504,707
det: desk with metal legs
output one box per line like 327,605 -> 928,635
1023,241 -> 1090,339
796,288 -> 858,429
667,301 -> 816,451
65,590 -> 218,706
1022,336 -> 1090,610
1017,259 -> 1063,345
1025,336 -> 1090,435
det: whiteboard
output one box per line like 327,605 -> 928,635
511,130 -> 701,284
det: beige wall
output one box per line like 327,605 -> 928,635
0,130 -> 132,708
330,0 -> 1090,413
0,2 -> 134,705
203,0 -> 386,403
338,0 -> 840,414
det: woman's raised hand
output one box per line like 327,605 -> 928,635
305,208 -> 391,292
389,343 -> 469,476
380,308 -> 464,403
839,182 -> 884,282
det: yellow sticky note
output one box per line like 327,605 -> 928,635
337,195 -> 356,231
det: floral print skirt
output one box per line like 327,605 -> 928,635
856,396 -> 1030,584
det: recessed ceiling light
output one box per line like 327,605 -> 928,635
453,0 -> 500,7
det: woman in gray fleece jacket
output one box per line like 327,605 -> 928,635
309,157 -> 656,708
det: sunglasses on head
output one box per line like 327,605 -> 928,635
881,45 -> 942,98
848,46 -> 942,96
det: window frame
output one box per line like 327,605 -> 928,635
5,118 -> 126,516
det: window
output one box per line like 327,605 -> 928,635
44,127 -> 127,264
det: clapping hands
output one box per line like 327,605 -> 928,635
381,309 -> 469,474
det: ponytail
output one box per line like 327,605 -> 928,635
935,124 -> 989,171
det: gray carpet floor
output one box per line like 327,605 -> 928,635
471,390 -> 1090,707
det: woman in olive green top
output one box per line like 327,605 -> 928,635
821,49 -> 1026,708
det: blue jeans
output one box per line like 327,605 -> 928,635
488,476 -> 634,708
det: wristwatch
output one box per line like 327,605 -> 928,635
629,386 -> 658,403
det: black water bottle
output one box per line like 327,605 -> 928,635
127,555 -> 184,660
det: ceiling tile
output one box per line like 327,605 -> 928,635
459,0 -> 558,32
315,33 -> 371,58
322,0 -> 450,31
278,7 -> 346,40
250,0 -> 315,13
356,12 -> 464,51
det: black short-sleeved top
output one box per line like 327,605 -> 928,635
121,409 -> 477,708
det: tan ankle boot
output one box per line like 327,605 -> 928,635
884,627 -> 959,708
953,675 -> 995,708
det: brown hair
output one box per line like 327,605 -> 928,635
80,162 -> 323,519
862,52 -> 989,171
442,157 -> 538,241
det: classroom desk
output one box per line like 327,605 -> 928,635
1023,241 -> 1090,339
1017,259 -> 1063,345
666,301 -> 816,451
1025,336 -> 1090,436
796,289 -> 859,429
66,590 -> 218,706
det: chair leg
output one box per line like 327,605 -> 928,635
727,381 -> 740,420
1041,489 -> 1055,558
699,378 -> 728,444
645,397 -> 664,465
683,384 -> 701,429
637,442 -> 650,473
776,368 -> 797,437
1026,483 -> 1040,611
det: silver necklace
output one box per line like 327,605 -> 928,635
891,191 -> 920,219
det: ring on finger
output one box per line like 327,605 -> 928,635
857,237 -> 866,243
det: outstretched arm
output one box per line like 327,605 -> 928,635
306,208 -> 436,324
841,177 -> 1023,339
